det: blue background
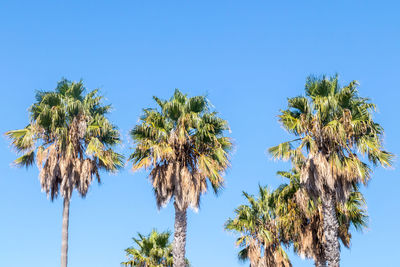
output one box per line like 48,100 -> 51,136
0,1 -> 399,266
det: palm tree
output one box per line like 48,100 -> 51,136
121,229 -> 189,267
226,171 -> 368,267
129,89 -> 232,267
269,75 -> 392,266
225,187 -> 292,267
6,79 -> 123,267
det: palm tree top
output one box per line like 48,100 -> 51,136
129,89 -> 232,210
225,185 -> 292,267
5,78 -> 124,200
269,75 -> 393,201
122,229 -> 189,267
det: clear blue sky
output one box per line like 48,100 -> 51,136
0,1 -> 399,266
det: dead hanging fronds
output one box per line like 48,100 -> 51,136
300,152 -> 357,204
300,153 -> 330,200
150,163 -> 175,208
247,239 -> 262,267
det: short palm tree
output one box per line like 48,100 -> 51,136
226,171 -> 368,267
225,187 -> 292,267
6,79 -> 123,267
121,229 -> 186,267
129,89 -> 232,267
269,75 -> 392,266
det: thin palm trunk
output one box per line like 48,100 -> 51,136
172,202 -> 187,267
61,196 -> 70,267
321,191 -> 340,267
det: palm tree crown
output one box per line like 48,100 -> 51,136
6,79 -> 123,199
225,186 -> 292,267
129,89 -> 232,211
269,75 -> 393,202
122,230 -> 185,267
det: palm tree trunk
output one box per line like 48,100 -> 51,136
172,203 -> 187,267
315,256 -> 327,267
321,191 -> 340,267
61,196 -> 71,267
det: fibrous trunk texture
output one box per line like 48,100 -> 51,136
315,256 -> 327,267
322,191 -> 340,267
173,203 -> 187,267
61,196 -> 70,267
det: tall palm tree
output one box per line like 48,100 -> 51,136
129,89 -> 232,267
269,75 -> 392,266
225,187 -> 292,267
121,229 -> 189,267
6,79 -> 123,267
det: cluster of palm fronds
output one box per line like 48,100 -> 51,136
121,229 -> 190,267
129,90 -> 232,211
269,75 -> 392,204
225,170 -> 368,267
6,79 -> 123,200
